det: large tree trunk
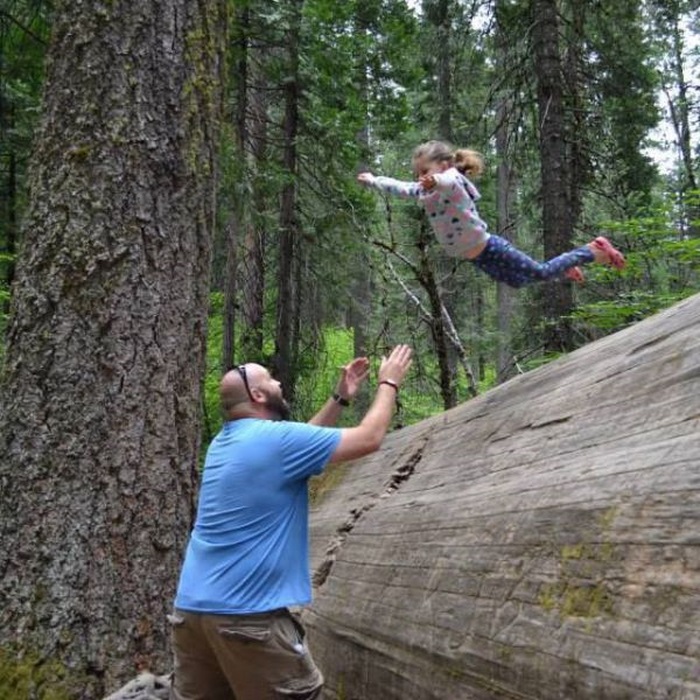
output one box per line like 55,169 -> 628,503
433,0 -> 452,141
239,52 -> 269,361
221,2 -> 250,372
564,0 -> 587,228
0,2 -> 225,697
275,0 -> 304,396
222,4 -> 269,369
350,0 -> 375,417
531,0 -> 575,352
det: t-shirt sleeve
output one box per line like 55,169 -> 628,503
279,422 -> 342,481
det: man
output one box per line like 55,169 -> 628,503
170,344 -> 413,700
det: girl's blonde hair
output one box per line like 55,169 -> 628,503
412,140 -> 485,179
454,148 -> 485,178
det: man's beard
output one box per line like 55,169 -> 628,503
263,392 -> 291,421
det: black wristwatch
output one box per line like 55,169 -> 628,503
332,392 -> 350,407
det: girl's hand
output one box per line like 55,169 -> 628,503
419,174 -> 436,190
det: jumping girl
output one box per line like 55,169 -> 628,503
357,140 -> 625,287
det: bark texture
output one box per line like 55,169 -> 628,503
274,0 -> 304,395
239,49 -> 269,361
531,0 -> 575,351
306,293 -> 700,700
0,1 -> 224,697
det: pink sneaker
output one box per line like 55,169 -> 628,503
591,236 -> 625,269
565,266 -> 585,283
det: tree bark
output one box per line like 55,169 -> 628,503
239,51 -> 269,361
434,0 -> 452,141
221,2 -> 251,372
495,96 -> 517,383
417,223 -> 457,409
564,1 -> 587,228
275,0 -> 304,397
0,1 -> 225,697
531,0 -> 575,352
350,0 -> 374,416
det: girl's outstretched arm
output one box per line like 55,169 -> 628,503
357,172 -> 422,200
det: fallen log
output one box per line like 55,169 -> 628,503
306,293 -> 700,699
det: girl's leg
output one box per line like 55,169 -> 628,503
471,236 -> 595,288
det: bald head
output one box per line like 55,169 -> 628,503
220,363 -> 267,416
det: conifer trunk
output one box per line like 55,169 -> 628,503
532,0 -> 575,351
0,1 -> 225,697
275,0 -> 304,396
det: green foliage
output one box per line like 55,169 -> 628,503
5,0 -> 700,432
574,291 -> 688,331
573,196 -> 700,332
1,2 -> 50,366
584,2 -> 660,197
294,327 -> 355,420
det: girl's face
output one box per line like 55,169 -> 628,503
414,156 -> 450,179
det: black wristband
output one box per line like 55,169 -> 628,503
332,392 -> 350,407
379,379 -> 399,392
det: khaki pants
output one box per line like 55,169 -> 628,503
169,608 -> 323,700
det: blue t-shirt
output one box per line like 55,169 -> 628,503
174,418 -> 342,614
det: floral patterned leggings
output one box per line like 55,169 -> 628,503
471,234 -> 595,288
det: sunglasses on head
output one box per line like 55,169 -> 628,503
235,364 -> 255,402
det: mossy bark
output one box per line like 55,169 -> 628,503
0,1 -> 226,698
